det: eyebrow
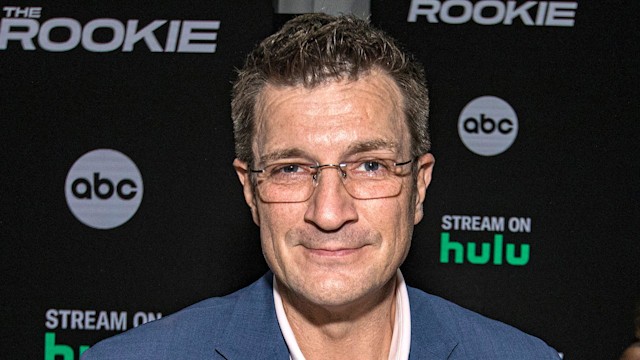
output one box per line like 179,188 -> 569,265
258,148 -> 310,164
345,139 -> 400,155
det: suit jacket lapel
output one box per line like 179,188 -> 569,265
214,272 -> 289,359
408,287 -> 459,359
213,275 -> 459,359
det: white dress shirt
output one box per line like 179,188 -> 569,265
273,270 -> 411,360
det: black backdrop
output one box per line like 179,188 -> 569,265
2,1 -> 638,359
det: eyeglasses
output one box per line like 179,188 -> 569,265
250,158 -> 414,203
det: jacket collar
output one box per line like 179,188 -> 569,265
214,272 -> 289,359
213,273 -> 459,359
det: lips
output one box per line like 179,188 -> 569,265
287,226 -> 380,245
304,246 -> 366,257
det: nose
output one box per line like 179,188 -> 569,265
304,166 -> 358,231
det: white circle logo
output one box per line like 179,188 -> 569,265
65,149 -> 143,229
458,96 -> 519,156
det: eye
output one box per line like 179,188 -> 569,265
272,164 -> 305,174
267,163 -> 316,178
357,160 -> 383,172
348,159 -> 394,178
281,164 -> 302,173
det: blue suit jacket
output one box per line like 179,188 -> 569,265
82,272 -> 559,359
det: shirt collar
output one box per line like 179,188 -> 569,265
273,270 -> 411,360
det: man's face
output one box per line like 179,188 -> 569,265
234,71 -> 434,308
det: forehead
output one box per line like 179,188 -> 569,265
253,71 -> 408,161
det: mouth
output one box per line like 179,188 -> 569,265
303,244 -> 368,258
286,228 -> 381,261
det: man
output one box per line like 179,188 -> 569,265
83,14 -> 559,359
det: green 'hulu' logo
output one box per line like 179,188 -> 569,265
440,232 -> 530,266
44,332 -> 89,360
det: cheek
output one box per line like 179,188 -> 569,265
258,202 -> 305,230
361,196 -> 413,243
381,193 -> 415,253
373,190 -> 413,223
256,203 -> 306,253
257,206 -> 286,274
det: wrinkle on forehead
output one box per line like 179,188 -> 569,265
252,71 -> 408,162
259,71 -> 402,113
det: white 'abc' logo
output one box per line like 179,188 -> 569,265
458,96 -> 518,156
65,149 -> 143,229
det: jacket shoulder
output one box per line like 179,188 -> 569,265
82,275 -> 273,360
408,287 -> 560,359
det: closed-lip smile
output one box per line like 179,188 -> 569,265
303,245 -> 368,257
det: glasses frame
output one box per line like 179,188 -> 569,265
249,157 -> 414,202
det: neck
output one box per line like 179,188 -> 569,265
278,276 -> 398,360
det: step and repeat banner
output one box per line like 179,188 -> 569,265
2,1 -> 638,359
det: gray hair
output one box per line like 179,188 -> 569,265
231,13 -> 430,164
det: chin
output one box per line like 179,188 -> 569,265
300,276 -> 375,307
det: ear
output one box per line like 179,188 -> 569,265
233,158 -> 260,226
413,153 -> 435,225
